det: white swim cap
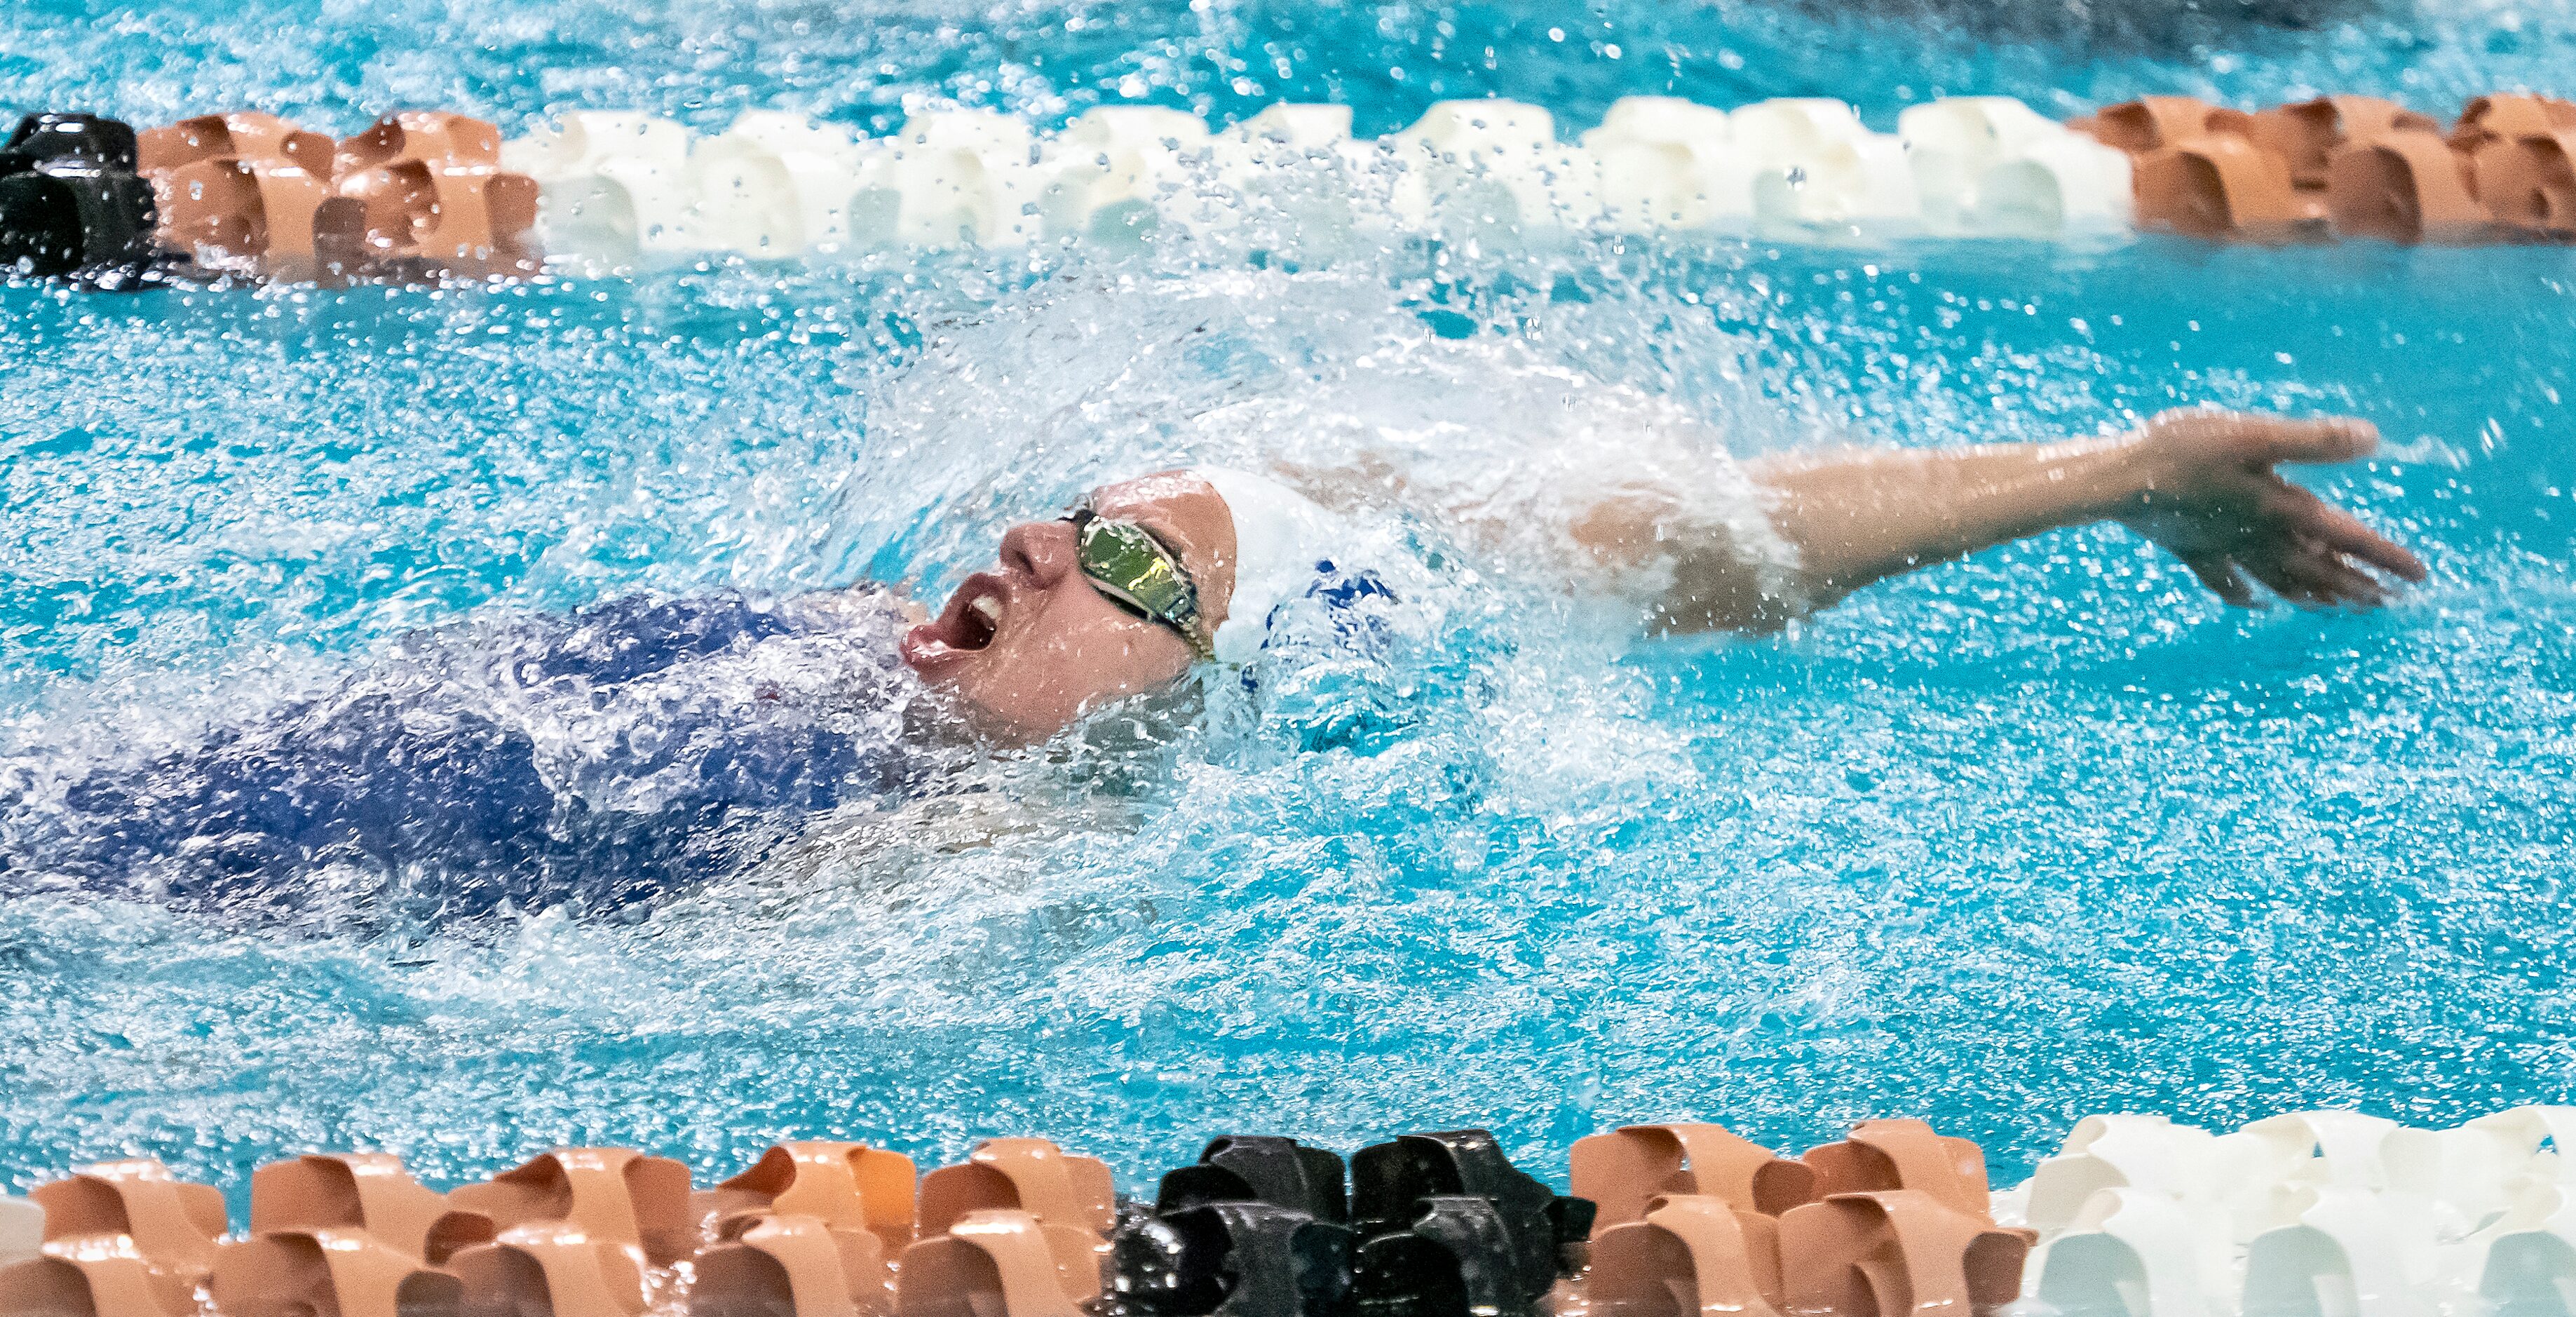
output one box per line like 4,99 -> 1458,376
1197,466 -> 1339,665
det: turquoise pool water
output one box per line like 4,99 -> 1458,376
5,0 -> 2576,1205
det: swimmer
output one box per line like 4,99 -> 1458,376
1,407 -> 2422,918
918,407 -> 2426,740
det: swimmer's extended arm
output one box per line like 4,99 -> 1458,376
1575,409 -> 2429,632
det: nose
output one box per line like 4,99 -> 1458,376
998,518 -> 1080,588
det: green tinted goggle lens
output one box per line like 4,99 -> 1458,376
1072,510 -> 1209,658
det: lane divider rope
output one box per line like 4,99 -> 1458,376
0,91 -> 2567,286
1,1105 -> 2570,1317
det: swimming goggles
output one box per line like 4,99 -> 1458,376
1068,506 -> 1212,661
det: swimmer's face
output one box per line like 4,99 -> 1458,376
901,471 -> 1238,741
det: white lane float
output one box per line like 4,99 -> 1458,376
2228,1110 -> 2408,1191
1730,97 -> 1920,231
499,110 -> 687,178
717,111 -> 870,253
499,93 -> 2148,264
1223,102 -> 1357,155
2024,1114 -> 2230,1235
2238,1185 -> 2442,1317
1582,96 -> 1756,232
2028,1187 -> 2232,1317
1210,103 -> 1378,250
686,112 -> 865,256
504,111 -> 695,260
2418,1107 -> 2576,1316
2385,1104 -> 2576,1224
1389,99 -> 1601,239
2477,1177 -> 2576,1317
851,109 -> 1041,250
1037,105 -> 1212,245
1899,95 -> 2133,236
2010,1107 -> 2576,1317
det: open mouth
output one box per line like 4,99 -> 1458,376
901,572 -> 1010,670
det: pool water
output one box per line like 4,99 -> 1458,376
5,0 -> 2576,1207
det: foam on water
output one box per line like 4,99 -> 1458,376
5,0 -> 2576,1208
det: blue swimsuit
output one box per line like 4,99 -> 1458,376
1,590 -> 937,921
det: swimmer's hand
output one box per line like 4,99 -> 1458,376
2116,409 -> 2428,609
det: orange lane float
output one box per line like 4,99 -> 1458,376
2437,94 -> 2576,239
137,111 -> 336,176
1575,1119 -> 2026,1317
2328,132 -> 2491,242
1577,1126 -> 1810,1317
2245,96 -> 2492,243
2248,96 -> 2440,189
135,107 -> 539,278
1798,1117 -> 1993,1220
445,1146 -> 698,1267
904,1139 -> 1115,1317
1587,1193 -> 1789,1317
0,1158 -> 227,1317
0,1251 -> 200,1317
2081,95 -> 2257,154
209,1230 -> 462,1317
2131,136 -> 2311,240
917,1137 -> 1119,1241
684,1141 -> 920,1315
1784,1121 -> 2031,1317
693,1211 -> 893,1316
1775,1192 -> 2029,1317
249,1151 -> 453,1258
698,1140 -> 920,1256
2081,96 -> 2314,241
203,1152 -> 466,1317
899,1208 -> 1095,1317
156,155 -> 336,262
2473,137 -> 2576,238
420,1146 -> 695,1315
2448,93 -> 2576,154
2073,89 -> 2574,244
139,108 -> 342,269
2461,97 -> 2576,240
1571,1122 -> 1818,1227
325,109 -> 538,270
27,1158 -> 227,1281
445,1219 -> 658,1316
